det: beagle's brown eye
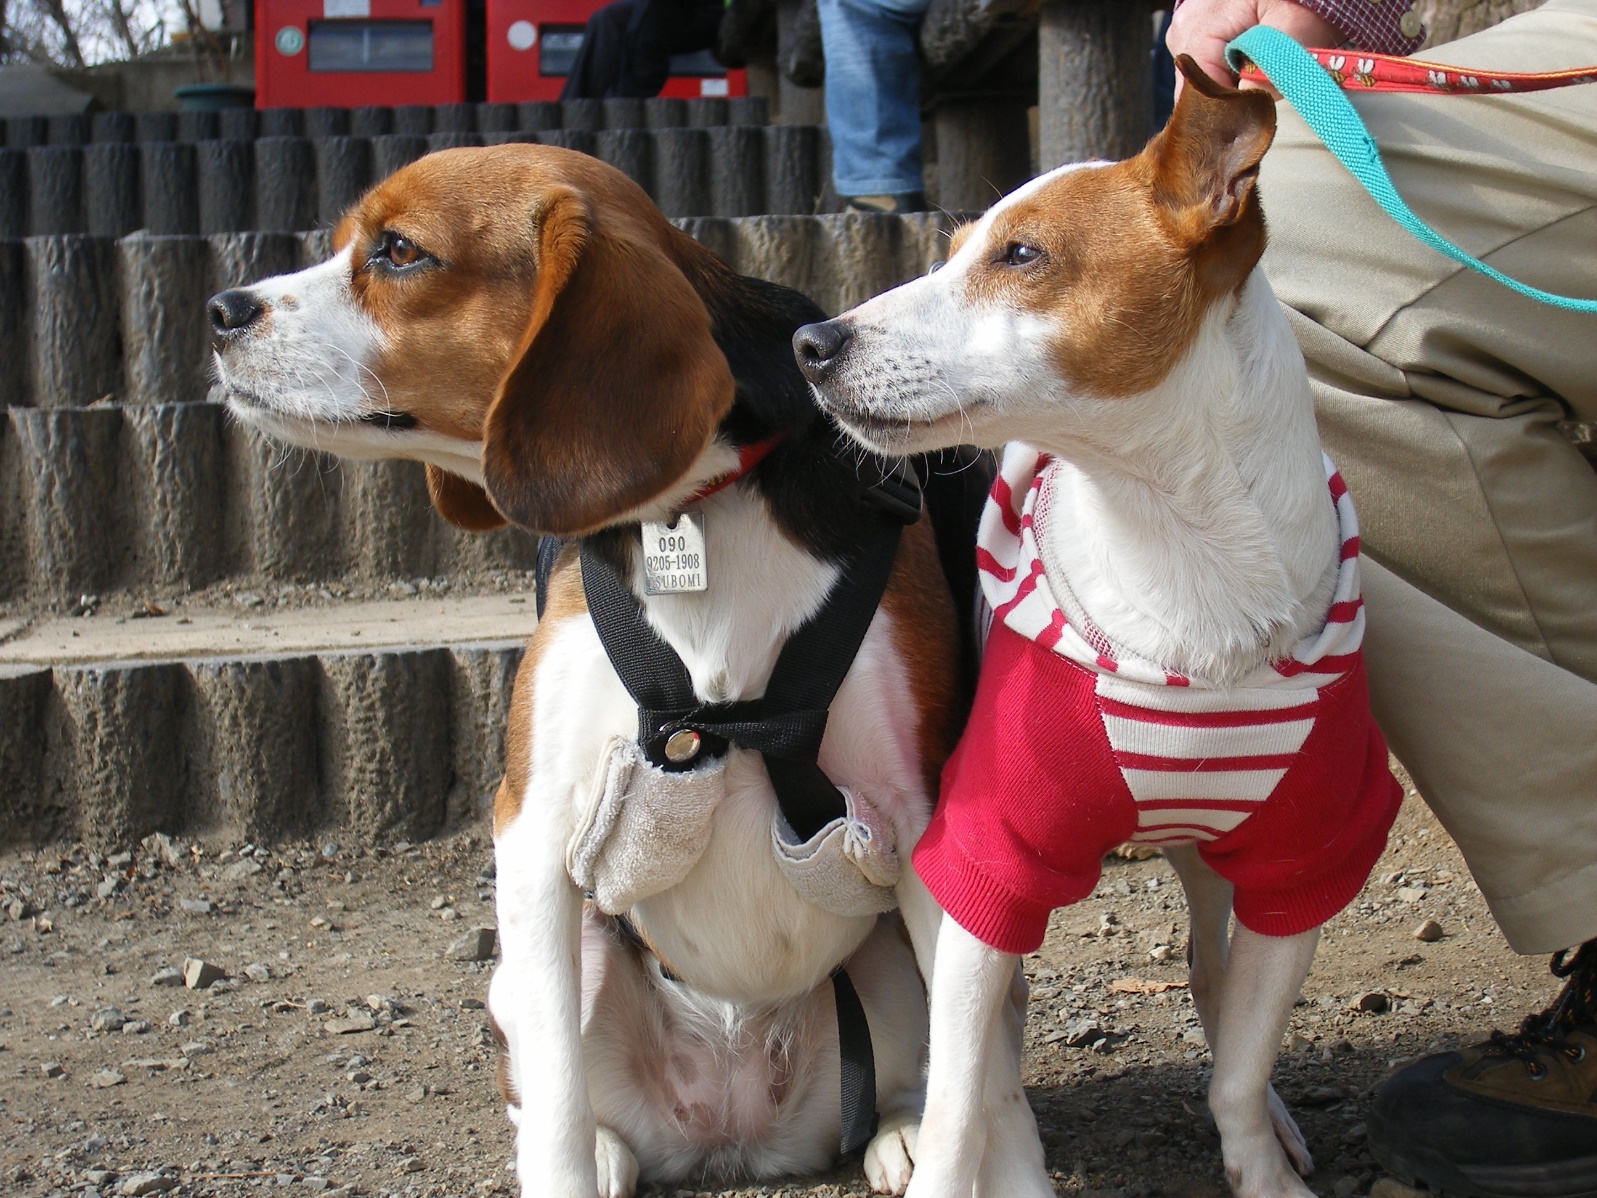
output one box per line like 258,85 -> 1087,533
374,230 -> 430,271
1002,242 -> 1044,267
388,236 -> 422,266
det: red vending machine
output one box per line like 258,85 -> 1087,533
485,0 -> 745,102
256,0 -> 469,108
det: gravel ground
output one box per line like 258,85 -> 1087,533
0,773 -> 1551,1198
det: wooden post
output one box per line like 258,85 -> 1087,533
1038,0 -> 1154,170
776,0 -> 826,126
933,98 -> 1032,213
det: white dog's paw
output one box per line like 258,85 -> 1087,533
1265,1085 -> 1313,1176
864,1112 -> 918,1195
1223,1128 -> 1318,1198
595,1125 -> 639,1198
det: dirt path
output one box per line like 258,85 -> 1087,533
0,786 -> 1549,1198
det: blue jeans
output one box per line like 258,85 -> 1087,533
817,0 -> 932,197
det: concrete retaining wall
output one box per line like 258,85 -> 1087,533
0,641 -> 522,850
0,403 -> 544,605
4,98 -> 770,150
0,123 -> 826,237
0,213 -> 950,410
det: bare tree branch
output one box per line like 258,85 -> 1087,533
103,0 -> 143,58
1,0 -> 188,67
34,0 -> 88,68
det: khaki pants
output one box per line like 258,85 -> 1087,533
1259,0 -> 1597,953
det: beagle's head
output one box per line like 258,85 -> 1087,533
795,58 -> 1276,459
210,145 -> 735,536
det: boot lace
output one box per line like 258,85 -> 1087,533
1484,939 -> 1597,1079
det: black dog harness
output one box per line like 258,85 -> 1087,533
575,450 -> 921,1158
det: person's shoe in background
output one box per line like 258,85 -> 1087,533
841,192 -> 927,215
1368,939 -> 1597,1197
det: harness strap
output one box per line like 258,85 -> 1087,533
580,456 -> 919,840
832,967 -> 879,1158
1225,25 -> 1597,314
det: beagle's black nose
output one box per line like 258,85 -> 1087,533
793,320 -> 852,383
207,289 -> 264,339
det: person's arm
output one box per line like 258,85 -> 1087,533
1168,0 -> 1427,91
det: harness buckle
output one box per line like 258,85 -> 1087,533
860,455 -> 923,525
644,716 -> 731,772
662,728 -> 702,765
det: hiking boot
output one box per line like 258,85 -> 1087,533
1368,940 -> 1597,1198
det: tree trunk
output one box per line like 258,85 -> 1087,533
1038,0 -> 1154,170
933,98 -> 1032,213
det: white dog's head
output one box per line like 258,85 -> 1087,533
794,59 -> 1277,461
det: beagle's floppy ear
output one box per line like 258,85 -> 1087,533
425,464 -> 506,531
1152,56 -> 1278,288
479,187 -> 735,536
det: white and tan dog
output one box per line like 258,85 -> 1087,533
206,147 -> 992,1197
797,61 -> 1401,1198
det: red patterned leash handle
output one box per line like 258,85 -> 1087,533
1237,47 -> 1597,94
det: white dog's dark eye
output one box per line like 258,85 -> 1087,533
1002,243 -> 1043,267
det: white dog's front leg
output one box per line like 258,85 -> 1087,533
1167,847 -> 1312,1176
974,962 -> 1053,1198
1209,925 -> 1319,1198
905,917 -> 1019,1198
896,869 -> 944,994
1163,845 -> 1232,1039
493,810 -> 596,1198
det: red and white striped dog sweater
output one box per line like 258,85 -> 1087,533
913,446 -> 1401,954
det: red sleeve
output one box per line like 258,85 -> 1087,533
1171,0 -> 1427,57
911,623 -> 1136,955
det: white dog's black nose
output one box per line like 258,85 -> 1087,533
208,289 -> 264,339
793,320 -> 852,383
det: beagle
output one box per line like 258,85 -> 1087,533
207,145 -> 977,1197
798,61 -> 1401,1198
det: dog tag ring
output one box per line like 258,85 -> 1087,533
663,728 -> 702,764
641,513 -> 708,595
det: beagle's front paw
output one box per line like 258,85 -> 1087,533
595,1125 -> 639,1198
864,1111 -> 918,1195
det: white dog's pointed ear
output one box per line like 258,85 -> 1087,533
1154,56 -> 1278,229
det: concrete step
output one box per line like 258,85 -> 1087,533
1,124 -> 830,238
0,213 -> 951,410
0,591 -> 540,665
4,98 -> 772,152
0,595 -> 536,850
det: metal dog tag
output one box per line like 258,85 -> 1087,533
641,513 -> 708,595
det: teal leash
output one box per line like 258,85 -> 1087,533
1225,24 -> 1597,313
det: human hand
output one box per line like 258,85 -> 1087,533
1166,0 -> 1344,96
